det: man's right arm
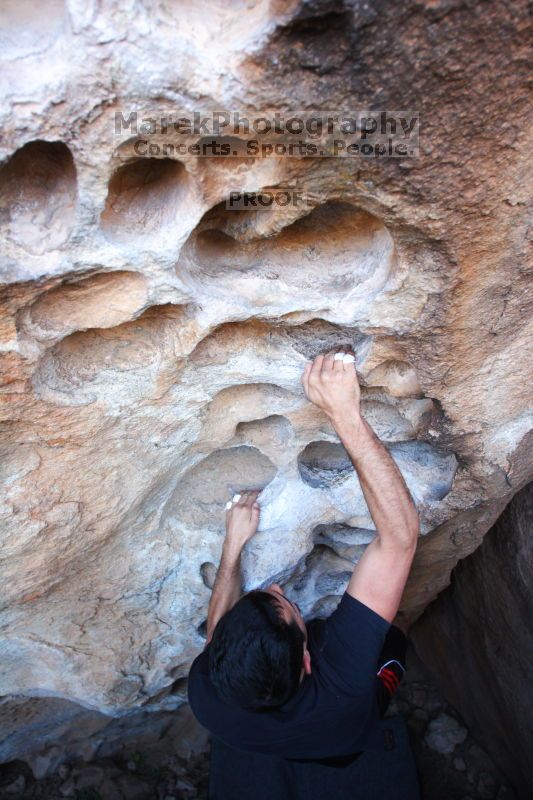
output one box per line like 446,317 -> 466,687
301,351 -> 419,624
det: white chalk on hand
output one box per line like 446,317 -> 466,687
333,352 -> 356,364
225,493 -> 242,511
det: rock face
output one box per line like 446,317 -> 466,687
0,0 -> 531,770
413,483 -> 533,800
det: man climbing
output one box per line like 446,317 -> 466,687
188,349 -> 420,799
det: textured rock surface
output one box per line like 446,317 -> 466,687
0,0 -> 531,768
413,483 -> 533,800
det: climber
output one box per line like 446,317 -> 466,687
188,349 -> 420,799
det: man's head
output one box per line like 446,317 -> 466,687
208,584 -> 312,710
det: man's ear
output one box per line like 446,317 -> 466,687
303,647 -> 312,676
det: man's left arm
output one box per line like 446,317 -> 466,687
205,490 -> 260,644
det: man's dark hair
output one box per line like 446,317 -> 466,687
208,591 -> 305,710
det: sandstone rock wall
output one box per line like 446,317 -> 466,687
0,0 -> 531,767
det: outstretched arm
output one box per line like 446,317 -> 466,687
302,351 -> 419,623
205,490 -> 260,643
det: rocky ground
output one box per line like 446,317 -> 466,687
0,646 -> 516,800
0,746 -> 210,800
388,648 -> 516,800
